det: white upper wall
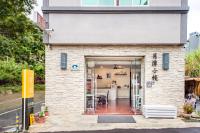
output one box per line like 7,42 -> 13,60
49,0 -> 80,6
49,13 -> 181,44
48,0 -> 183,7
149,0 -> 181,7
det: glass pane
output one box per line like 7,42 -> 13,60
82,0 -> 98,5
119,0 -> 132,6
132,0 -> 140,5
131,59 -> 142,110
133,0 -> 148,5
141,0 -> 148,5
99,0 -> 114,6
85,61 -> 96,113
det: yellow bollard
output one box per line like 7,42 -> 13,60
29,114 -> 35,125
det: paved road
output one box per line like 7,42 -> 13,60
42,128 -> 200,133
0,101 -> 44,132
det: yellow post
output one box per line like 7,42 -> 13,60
22,69 -> 34,131
22,69 -> 34,98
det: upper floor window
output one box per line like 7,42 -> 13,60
82,0 -> 148,6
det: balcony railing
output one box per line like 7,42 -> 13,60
82,0 -> 148,6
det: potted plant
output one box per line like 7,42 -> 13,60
35,111 -> 45,123
183,103 -> 194,119
44,106 -> 49,116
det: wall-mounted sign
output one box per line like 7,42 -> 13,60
163,53 -> 169,70
61,53 -> 67,70
71,64 -> 79,71
152,53 -> 158,82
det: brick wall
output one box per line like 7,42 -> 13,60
45,45 -> 185,116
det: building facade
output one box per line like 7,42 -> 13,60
185,32 -> 200,53
43,0 -> 188,117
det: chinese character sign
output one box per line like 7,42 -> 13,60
152,53 -> 158,82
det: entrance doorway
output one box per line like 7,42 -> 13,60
85,57 -> 144,115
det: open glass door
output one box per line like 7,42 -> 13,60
85,61 -> 96,113
131,59 -> 142,113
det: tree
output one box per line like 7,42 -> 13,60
0,0 -> 36,38
0,0 -> 45,84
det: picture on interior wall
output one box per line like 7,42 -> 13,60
107,73 -> 111,78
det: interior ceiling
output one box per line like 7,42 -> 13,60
95,61 -> 141,65
86,56 -> 143,61
95,64 -> 141,68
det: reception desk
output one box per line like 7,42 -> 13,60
97,86 -> 129,100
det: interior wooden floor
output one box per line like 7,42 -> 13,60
95,98 -> 135,115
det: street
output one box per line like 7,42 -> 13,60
42,128 -> 200,133
0,100 -> 44,132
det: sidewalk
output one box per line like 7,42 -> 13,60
29,115 -> 200,132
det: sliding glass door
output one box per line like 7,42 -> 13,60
131,59 -> 142,111
85,61 -> 96,113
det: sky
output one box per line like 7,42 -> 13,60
30,0 -> 200,37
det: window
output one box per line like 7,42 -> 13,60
99,0 -> 114,6
82,0 -> 148,6
119,0 -> 132,6
82,0 -> 98,6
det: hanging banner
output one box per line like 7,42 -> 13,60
22,69 -> 34,131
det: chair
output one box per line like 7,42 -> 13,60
97,95 -> 106,105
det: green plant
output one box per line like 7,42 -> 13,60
35,84 -> 45,91
197,112 -> 200,116
0,59 -> 23,85
0,85 -> 20,94
183,103 -> 194,114
44,106 -> 48,112
38,111 -> 45,118
185,49 -> 200,77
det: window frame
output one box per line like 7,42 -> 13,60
81,0 -> 149,7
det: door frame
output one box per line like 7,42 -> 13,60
84,56 -> 145,114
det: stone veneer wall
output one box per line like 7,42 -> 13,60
45,45 -> 185,116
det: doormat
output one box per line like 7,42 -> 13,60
97,115 -> 136,123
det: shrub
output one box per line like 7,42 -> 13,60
183,103 -> 194,114
34,63 -> 45,84
35,84 -> 45,91
0,85 -> 21,93
0,58 -> 45,86
0,59 -> 23,85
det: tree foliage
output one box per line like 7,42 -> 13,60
0,0 -> 44,85
0,0 -> 36,38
